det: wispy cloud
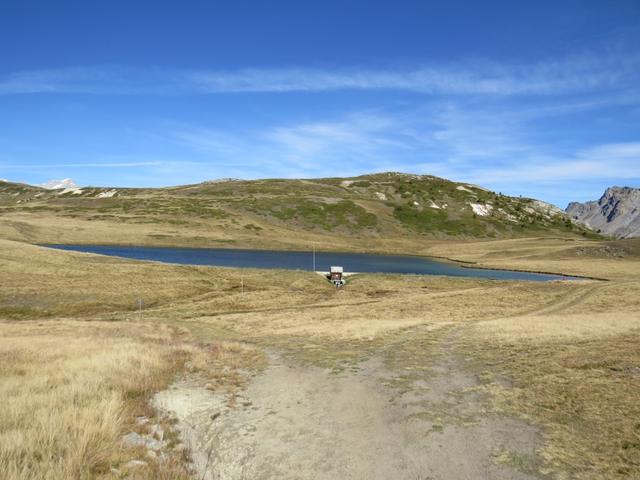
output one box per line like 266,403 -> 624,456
1,52 -> 639,96
265,113 -> 412,164
2,56 -> 638,204
167,113 -> 416,177
452,150 -> 640,185
402,100 -> 640,198
442,144 -> 640,206
0,67 -> 198,95
3,109 -> 638,203
189,55 -> 639,95
406,100 -> 640,204
163,101 -> 640,206
0,160 -> 202,169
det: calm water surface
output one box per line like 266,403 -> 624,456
45,244 -> 577,282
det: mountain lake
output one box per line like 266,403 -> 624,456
43,244 -> 581,282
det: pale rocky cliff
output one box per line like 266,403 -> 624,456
567,187 -> 640,238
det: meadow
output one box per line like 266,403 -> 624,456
0,236 -> 638,478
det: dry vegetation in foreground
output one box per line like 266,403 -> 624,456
1,237 -> 639,478
0,319 -> 263,480
146,241 -> 640,478
462,278 -> 640,479
467,330 -> 640,479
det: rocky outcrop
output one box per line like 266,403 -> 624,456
567,187 -> 640,238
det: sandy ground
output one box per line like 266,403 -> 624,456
154,329 -> 545,480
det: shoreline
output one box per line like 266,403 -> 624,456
39,242 -> 602,282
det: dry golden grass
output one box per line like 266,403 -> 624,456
425,237 -> 640,280
463,329 -> 640,479
0,320 -> 190,479
0,319 -> 264,480
0,208 -> 594,264
0,239 -> 215,318
0,238 -> 330,319
159,276 -> 584,342
476,311 -> 639,340
459,279 -> 640,479
0,209 -> 429,255
470,280 -> 640,341
2,237 -> 640,478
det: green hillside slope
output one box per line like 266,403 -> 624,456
0,174 -> 599,250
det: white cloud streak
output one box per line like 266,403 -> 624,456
188,56 -> 638,95
166,108 -> 640,199
1,53 -> 639,96
2,54 -> 638,204
167,112 -> 418,177
0,160 -> 202,169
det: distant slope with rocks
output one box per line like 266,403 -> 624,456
567,187 -> 640,238
0,172 -> 599,248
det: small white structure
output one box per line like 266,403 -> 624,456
329,266 -> 345,287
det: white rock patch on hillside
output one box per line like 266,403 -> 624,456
375,192 -> 387,201
470,203 -> 493,216
456,185 -> 474,194
59,188 -> 84,195
533,200 -> 564,216
466,183 -> 489,192
96,189 -> 117,198
498,209 -> 518,223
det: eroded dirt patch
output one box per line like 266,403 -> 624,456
154,335 -> 546,480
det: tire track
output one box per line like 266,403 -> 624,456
526,282 -> 605,317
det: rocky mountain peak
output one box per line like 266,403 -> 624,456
566,186 -> 640,238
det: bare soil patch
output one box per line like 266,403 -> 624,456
155,330 -> 546,480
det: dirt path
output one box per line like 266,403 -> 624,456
154,330 -> 546,479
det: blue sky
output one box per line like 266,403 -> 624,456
1,0 -> 639,207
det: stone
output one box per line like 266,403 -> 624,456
567,186 -> 640,238
122,432 -> 163,451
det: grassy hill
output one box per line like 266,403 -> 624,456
0,173 -> 599,251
